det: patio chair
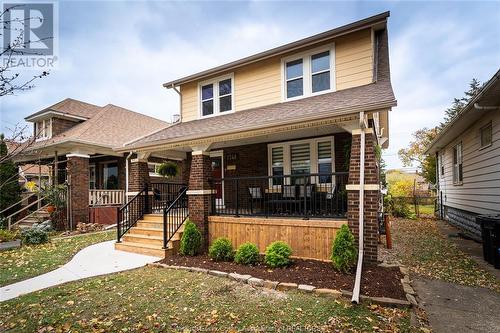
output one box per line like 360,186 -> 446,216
248,187 -> 263,214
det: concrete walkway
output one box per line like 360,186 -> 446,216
0,240 -> 160,302
414,278 -> 500,333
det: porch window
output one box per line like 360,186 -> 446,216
317,141 -> 332,183
480,122 -> 492,148
103,162 -> 118,189
89,164 -> 96,189
199,74 -> 234,118
271,147 -> 284,185
285,59 -> 303,98
291,143 -> 311,184
453,143 -> 463,185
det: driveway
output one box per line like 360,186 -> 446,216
0,240 -> 160,302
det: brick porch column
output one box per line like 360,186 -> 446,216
67,153 -> 89,225
347,128 -> 379,264
128,158 -> 150,193
187,151 -> 212,252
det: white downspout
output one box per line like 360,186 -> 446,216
352,112 -> 367,304
125,151 -> 133,194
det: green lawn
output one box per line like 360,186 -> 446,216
417,204 -> 435,216
0,231 -> 115,287
0,266 -> 410,332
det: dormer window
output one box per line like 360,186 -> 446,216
282,45 -> 335,101
35,118 -> 52,140
199,74 -> 234,118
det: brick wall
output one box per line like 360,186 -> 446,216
67,155 -> 89,225
188,153 -> 211,251
51,117 -> 80,136
347,131 -> 379,263
129,160 -> 150,192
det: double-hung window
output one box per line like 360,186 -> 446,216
453,143 -> 463,185
200,75 -> 233,118
317,141 -> 332,183
283,46 -> 334,100
480,122 -> 492,148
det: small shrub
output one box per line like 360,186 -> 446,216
264,241 -> 292,268
208,237 -> 234,261
392,200 -> 413,218
331,225 -> 357,272
235,242 -> 260,265
179,220 -> 202,256
0,229 -> 20,243
21,228 -> 49,245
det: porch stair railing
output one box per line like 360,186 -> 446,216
162,186 -> 189,249
117,185 -> 149,242
2,194 -> 50,230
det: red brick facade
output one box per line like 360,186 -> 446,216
347,131 -> 379,263
188,153 -> 212,251
67,155 -> 89,225
128,160 -> 150,192
51,117 -> 80,136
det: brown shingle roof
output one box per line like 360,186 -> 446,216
25,98 -> 102,120
28,104 -> 169,150
123,27 -> 396,151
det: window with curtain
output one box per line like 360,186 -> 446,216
291,143 -> 310,184
317,141 -> 332,183
271,147 -> 284,185
453,143 -> 463,185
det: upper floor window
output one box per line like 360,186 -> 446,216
480,122 -> 492,148
282,45 -> 335,101
35,119 -> 52,140
453,143 -> 463,185
199,75 -> 233,118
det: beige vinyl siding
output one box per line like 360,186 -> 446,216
335,29 -> 373,90
180,28 -> 374,122
438,111 -> 500,214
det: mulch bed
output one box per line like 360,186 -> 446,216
160,255 -> 406,300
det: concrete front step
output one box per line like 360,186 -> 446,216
115,242 -> 172,257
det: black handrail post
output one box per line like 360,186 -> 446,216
303,175 -> 309,220
116,210 -> 121,243
144,183 -> 149,215
235,179 -> 240,217
162,208 -> 168,249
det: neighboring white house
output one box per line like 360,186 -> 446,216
426,69 -> 500,240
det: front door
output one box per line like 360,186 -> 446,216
210,152 -> 224,207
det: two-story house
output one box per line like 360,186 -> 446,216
14,98 -> 181,228
114,12 -> 397,264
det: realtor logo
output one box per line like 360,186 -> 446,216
1,2 -> 58,68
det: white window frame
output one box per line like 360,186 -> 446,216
267,136 -> 335,186
452,142 -> 463,185
281,44 -> 336,102
148,162 -> 162,177
198,73 -> 235,119
36,118 -> 52,141
479,121 -> 492,149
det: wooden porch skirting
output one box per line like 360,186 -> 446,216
208,216 -> 347,261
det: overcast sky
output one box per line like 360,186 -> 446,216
1,1 -> 499,169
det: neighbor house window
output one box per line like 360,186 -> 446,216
199,75 -> 233,117
282,46 -> 334,100
268,136 -> 335,186
35,119 -> 52,140
480,122 -> 492,148
453,143 -> 463,185
271,147 -> 284,186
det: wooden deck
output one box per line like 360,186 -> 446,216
208,216 -> 347,261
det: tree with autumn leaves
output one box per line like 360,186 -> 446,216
398,79 -> 483,184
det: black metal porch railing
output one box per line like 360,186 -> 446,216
150,182 -> 187,213
210,172 -> 348,218
117,185 -> 148,242
163,186 -> 189,249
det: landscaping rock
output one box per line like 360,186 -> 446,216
208,270 -> 228,278
263,280 -> 279,290
368,296 -> 411,308
403,283 -> 416,295
298,284 -> 316,292
406,293 -> 418,307
314,288 -> 342,298
189,267 -> 208,274
401,276 -> 411,284
229,273 -> 252,283
248,277 -> 264,287
400,266 -> 409,276
276,282 -> 298,291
